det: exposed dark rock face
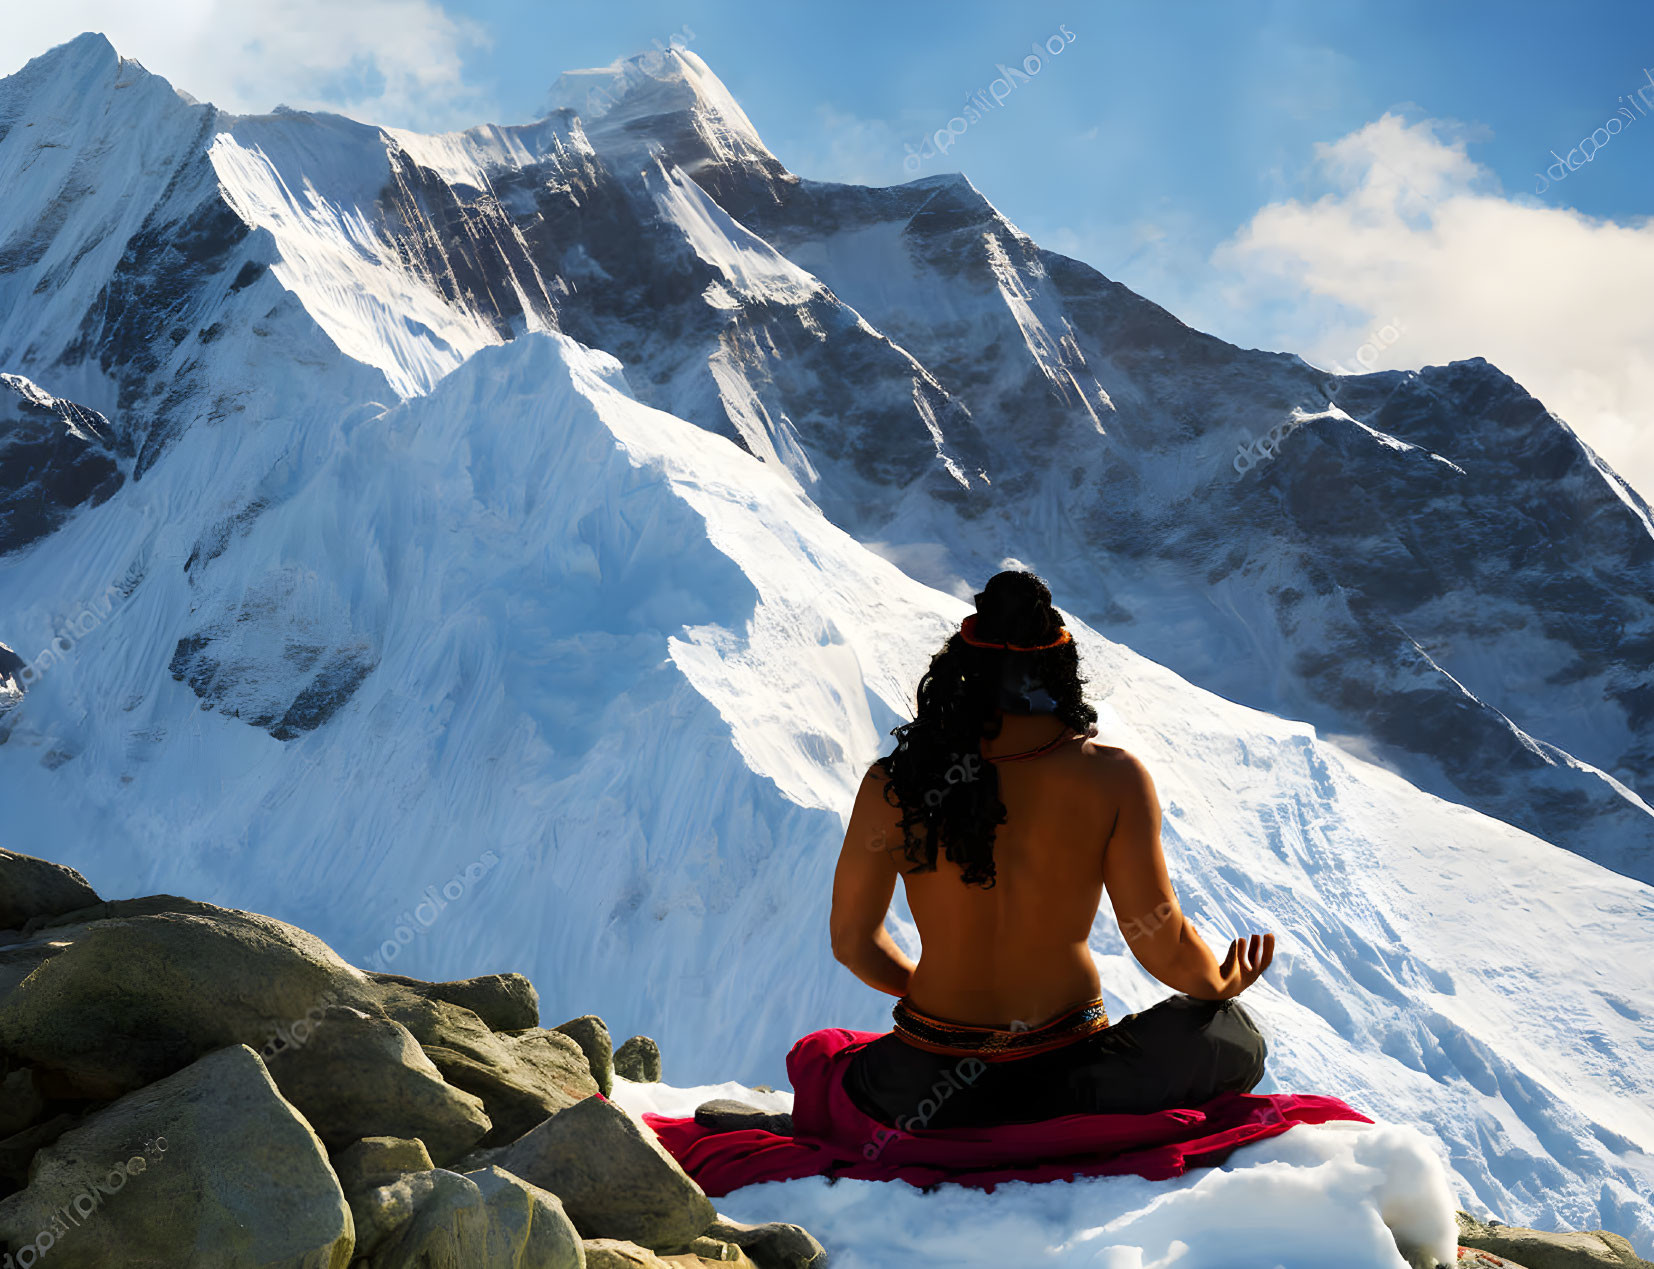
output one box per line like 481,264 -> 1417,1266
166,566 -> 379,740
0,846 -> 98,931
0,373 -> 124,555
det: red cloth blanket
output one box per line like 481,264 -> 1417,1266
642,1027 -> 1373,1197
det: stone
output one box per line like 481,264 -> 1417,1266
1455,1211 -> 1651,1269
349,1169 -> 448,1259
378,982 -> 597,1147
463,1164 -> 584,1268
614,1035 -> 662,1083
467,1095 -> 714,1251
583,1238 -> 676,1267
330,1135 -> 435,1196
0,1068 -> 44,1138
0,847 -> 99,933
705,1214 -> 828,1269
368,970 -> 540,1033
553,1014 -> 615,1096
692,1099 -> 793,1137
0,900 -> 386,1099
0,1112 -> 76,1190
1455,1249 -> 1538,1269
362,1168 -> 489,1267
687,1234 -> 760,1265
263,1005 -> 491,1165
0,1044 -> 352,1268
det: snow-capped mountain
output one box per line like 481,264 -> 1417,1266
1,33 -> 1651,1254
4,35 -> 1649,888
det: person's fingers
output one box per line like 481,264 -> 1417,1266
1258,932 -> 1276,974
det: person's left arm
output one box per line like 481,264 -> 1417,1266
829,761 -> 916,997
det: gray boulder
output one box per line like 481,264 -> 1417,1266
349,1168 -> 448,1259
367,970 -> 540,1032
0,1112 -> 76,1189
0,1043 -> 352,1268
614,1035 -> 662,1083
0,847 -> 99,933
360,1168 -> 488,1267
264,1006 -> 491,1165
330,1135 -> 435,1196
581,1240 -> 677,1267
0,900 -> 385,1099
1456,1211 -> 1651,1268
0,1069 -> 44,1139
463,1095 -> 714,1252
378,983 -> 597,1146
687,1233 -> 760,1265
553,1015 -> 615,1096
463,1164 -> 585,1268
704,1215 -> 828,1269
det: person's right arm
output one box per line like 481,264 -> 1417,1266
1098,751 -> 1274,1000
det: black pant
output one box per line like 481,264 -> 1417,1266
842,995 -> 1268,1129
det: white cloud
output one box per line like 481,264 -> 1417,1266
1208,111 -> 1654,503
4,0 -> 494,132
777,103 -> 917,186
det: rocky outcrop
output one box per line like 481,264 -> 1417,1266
1453,1211 -> 1652,1269
0,893 -> 387,1100
263,1006 -> 493,1165
0,847 -> 99,932
0,373 -> 125,558
377,981 -> 599,1148
0,1044 -> 353,1268
0,847 -> 823,1267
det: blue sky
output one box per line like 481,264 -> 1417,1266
8,0 -> 1654,497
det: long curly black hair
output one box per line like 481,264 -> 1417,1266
879,569 -> 1098,888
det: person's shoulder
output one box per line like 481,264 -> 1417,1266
1081,743 -> 1153,791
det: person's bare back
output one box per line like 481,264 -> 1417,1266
831,713 -> 1275,1024
897,720 -> 1111,1028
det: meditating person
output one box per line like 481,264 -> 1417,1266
830,568 -> 1274,1131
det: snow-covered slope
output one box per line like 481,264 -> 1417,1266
1,32 -> 1652,1257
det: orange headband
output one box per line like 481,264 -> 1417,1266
958,613 -> 1073,651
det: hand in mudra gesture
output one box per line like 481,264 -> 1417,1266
1219,932 -> 1275,997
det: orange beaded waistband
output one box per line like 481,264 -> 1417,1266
891,995 -> 1111,1063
